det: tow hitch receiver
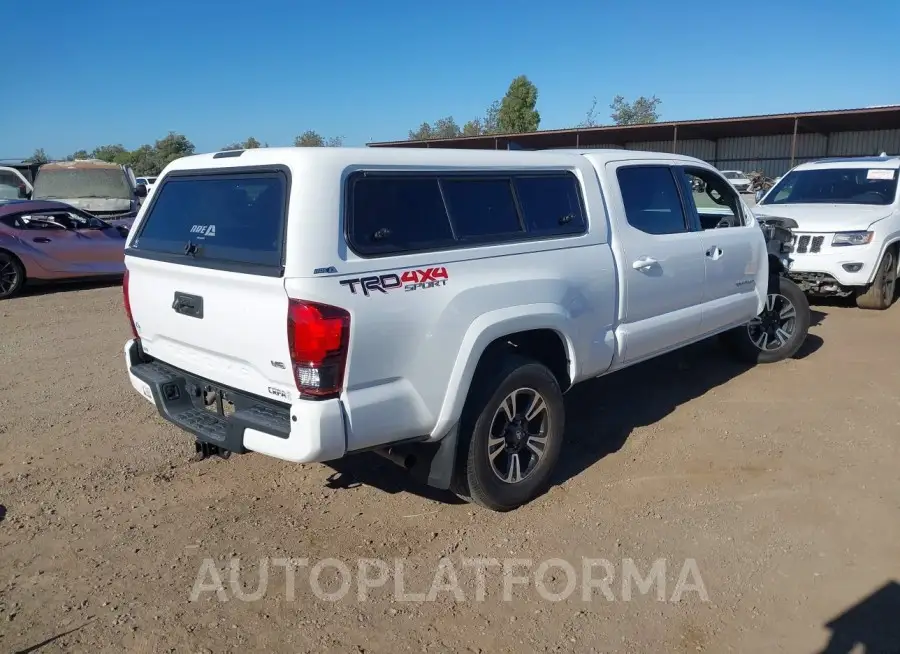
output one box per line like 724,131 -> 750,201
193,440 -> 232,461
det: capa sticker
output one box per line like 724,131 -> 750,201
190,224 -> 216,237
867,169 -> 895,180
340,266 -> 449,296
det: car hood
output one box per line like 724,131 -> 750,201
752,203 -> 892,232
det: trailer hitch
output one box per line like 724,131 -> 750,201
192,440 -> 232,461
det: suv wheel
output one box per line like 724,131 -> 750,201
456,355 -> 565,512
0,251 -> 25,300
855,247 -> 897,310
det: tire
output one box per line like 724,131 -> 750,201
721,275 -> 810,364
855,246 -> 897,310
0,250 -> 25,300
455,354 -> 565,512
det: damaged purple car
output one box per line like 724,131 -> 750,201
0,200 -> 133,299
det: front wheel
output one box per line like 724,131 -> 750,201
455,354 -> 565,512
721,276 -> 810,364
0,251 -> 25,300
855,247 -> 897,310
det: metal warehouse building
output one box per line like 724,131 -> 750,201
367,105 -> 900,177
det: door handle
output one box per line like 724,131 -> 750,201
632,256 -> 658,270
33,237 -> 51,243
706,246 -> 723,260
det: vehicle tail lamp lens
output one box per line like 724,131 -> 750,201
287,300 -> 350,399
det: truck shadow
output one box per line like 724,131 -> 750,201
817,580 -> 900,654
551,334 -> 823,487
16,277 -> 123,298
321,331 -> 823,507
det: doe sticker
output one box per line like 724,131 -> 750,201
866,169 -> 895,180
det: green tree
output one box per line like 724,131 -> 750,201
128,145 -> 157,176
408,122 -> 435,141
72,149 -> 90,159
294,131 -> 343,147
27,148 -> 49,164
153,131 -> 195,170
461,118 -> 484,136
579,97 -> 601,128
222,137 -> 267,150
409,97 -> 504,141
483,99 -> 501,134
609,95 -> 661,125
91,144 -> 130,163
409,116 -> 462,140
497,75 -> 540,134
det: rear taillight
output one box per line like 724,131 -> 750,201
287,299 -> 350,399
123,270 -> 139,340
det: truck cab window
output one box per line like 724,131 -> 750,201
616,166 -> 689,235
682,168 -> 744,229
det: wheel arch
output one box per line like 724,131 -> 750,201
866,236 -> 900,285
430,305 -> 576,440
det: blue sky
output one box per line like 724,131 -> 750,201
4,0 -> 900,158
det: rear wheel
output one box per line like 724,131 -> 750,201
855,247 -> 897,310
455,354 -> 565,512
721,275 -> 810,364
0,251 -> 25,300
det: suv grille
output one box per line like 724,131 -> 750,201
794,234 -> 825,254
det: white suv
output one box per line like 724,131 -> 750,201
122,146 -> 799,511
754,156 -> 900,309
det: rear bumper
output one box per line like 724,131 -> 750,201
124,339 -> 347,463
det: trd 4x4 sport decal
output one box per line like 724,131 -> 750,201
340,267 -> 449,297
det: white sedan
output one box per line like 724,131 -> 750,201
720,170 -> 751,193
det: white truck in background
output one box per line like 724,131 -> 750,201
122,146 -> 808,512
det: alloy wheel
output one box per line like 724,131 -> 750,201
0,256 -> 19,296
746,293 -> 796,351
487,387 -> 550,484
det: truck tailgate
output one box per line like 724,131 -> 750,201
127,256 -> 296,400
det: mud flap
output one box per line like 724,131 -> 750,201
404,423 -> 460,490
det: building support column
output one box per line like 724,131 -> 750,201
672,125 -> 678,153
790,117 -> 799,168
713,139 -> 719,167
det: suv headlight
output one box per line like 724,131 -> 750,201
832,231 -> 873,246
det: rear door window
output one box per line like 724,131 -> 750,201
131,171 -> 287,270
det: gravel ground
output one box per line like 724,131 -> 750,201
1,279 -> 899,653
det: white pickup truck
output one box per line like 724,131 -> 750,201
122,147 -> 807,511
754,156 -> 900,309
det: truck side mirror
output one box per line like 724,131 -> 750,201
135,183 -> 148,198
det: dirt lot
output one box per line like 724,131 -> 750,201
1,280 -> 899,653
